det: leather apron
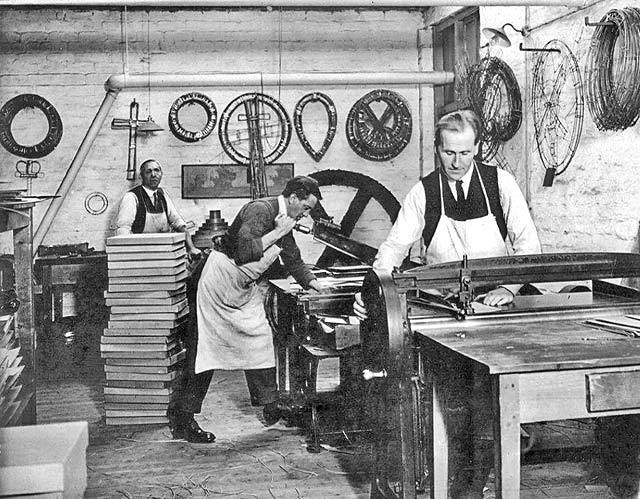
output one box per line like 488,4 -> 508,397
195,245 -> 282,373
425,164 -> 508,265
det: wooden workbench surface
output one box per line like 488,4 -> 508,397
412,292 -> 640,374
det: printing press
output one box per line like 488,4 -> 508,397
359,252 -> 640,499
269,219 -> 375,451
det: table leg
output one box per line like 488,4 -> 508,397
492,374 -> 521,499
431,375 -> 448,499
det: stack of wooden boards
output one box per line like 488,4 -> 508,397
102,233 -> 189,425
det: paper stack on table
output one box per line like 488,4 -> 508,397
101,233 -> 188,426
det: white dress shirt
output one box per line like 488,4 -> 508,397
374,167 -> 541,272
115,186 -> 186,235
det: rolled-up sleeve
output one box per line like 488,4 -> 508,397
115,192 -> 137,235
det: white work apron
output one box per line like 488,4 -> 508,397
425,165 -> 508,265
141,210 -> 170,233
195,245 -> 282,373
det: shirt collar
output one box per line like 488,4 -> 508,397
278,195 -> 287,216
142,185 -> 158,198
446,162 -> 475,187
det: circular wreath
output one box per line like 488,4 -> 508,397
466,56 -> 522,161
218,93 -> 292,165
0,94 -> 63,159
168,92 -> 217,143
345,89 -> 412,162
84,192 -> 108,216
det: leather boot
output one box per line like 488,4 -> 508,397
262,401 -> 283,426
168,407 -> 216,443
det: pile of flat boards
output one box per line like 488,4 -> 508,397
101,233 -> 188,425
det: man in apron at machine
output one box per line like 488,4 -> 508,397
354,109 -> 541,498
115,158 -> 201,259
168,175 -> 325,442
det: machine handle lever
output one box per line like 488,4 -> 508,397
362,369 -> 387,381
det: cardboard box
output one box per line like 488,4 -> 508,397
0,421 -> 88,498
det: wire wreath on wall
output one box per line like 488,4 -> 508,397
84,191 -> 108,215
218,93 -> 292,166
532,39 -> 584,185
462,56 -> 522,162
585,7 -> 640,131
168,92 -> 217,143
0,94 -> 63,159
293,92 -> 337,162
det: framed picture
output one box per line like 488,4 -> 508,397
181,163 -> 294,199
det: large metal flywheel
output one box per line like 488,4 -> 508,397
309,169 -> 401,268
361,269 -> 417,499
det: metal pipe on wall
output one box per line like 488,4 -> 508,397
105,71 -> 455,91
0,0 -> 588,6
33,89 -> 120,254
34,70 -> 453,249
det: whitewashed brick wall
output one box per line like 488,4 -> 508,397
0,8 -> 426,262
1,3 -> 639,263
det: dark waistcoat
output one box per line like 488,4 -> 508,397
130,185 -> 168,234
421,163 -> 507,249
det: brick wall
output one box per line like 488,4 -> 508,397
0,7 -> 427,263
479,1 -> 640,256
1,3 -> 639,262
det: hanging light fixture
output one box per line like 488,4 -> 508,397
482,23 -> 530,48
138,11 -> 163,133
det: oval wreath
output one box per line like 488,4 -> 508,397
294,92 -> 337,163
0,94 -> 63,159
168,92 -> 217,143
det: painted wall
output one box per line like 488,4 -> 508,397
0,7 -> 428,264
1,1 -> 639,266
477,1 -> 640,257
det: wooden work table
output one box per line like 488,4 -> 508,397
413,291 -> 640,498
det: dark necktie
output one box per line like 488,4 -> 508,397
152,192 -> 159,210
455,180 -> 465,203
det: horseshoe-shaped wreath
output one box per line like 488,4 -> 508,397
293,92 -> 337,162
168,92 -> 217,143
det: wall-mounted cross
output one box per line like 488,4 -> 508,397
111,99 -> 141,180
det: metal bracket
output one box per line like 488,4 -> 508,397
458,255 -> 474,317
14,160 -> 43,179
584,16 -> 615,27
519,43 -> 561,53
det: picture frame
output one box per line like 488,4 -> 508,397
181,163 -> 294,199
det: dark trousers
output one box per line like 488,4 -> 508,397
448,363 -> 494,499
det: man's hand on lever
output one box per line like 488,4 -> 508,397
481,286 -> 515,306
